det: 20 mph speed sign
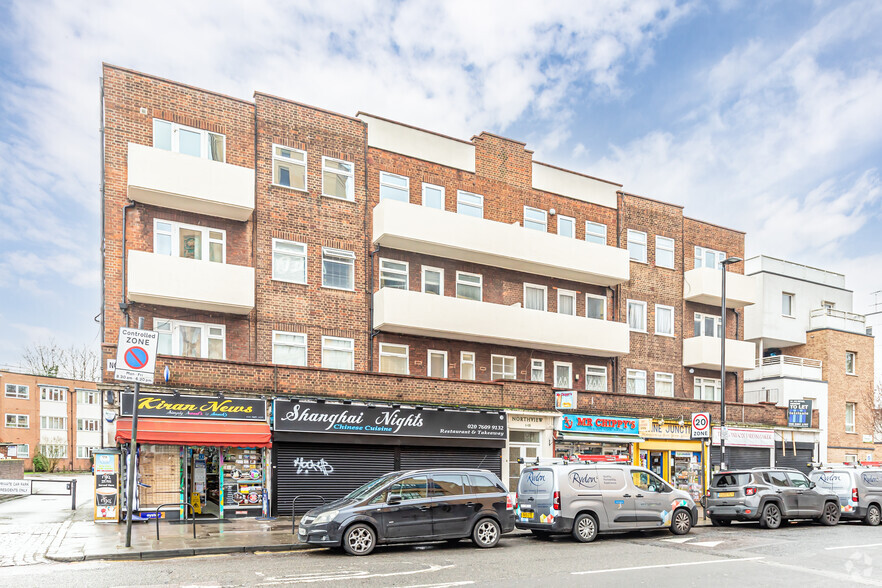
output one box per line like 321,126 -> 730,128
114,327 -> 158,384
691,412 -> 710,438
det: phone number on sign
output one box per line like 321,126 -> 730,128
467,424 -> 505,431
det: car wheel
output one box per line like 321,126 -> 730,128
760,503 -> 782,529
472,518 -> 501,548
572,513 -> 598,543
342,523 -> 376,556
818,501 -> 841,526
866,504 -> 881,526
531,530 -> 551,539
710,517 -> 731,527
671,509 -> 692,535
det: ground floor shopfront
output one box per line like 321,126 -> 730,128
635,419 -> 704,502
554,413 -> 643,462
709,427 -> 820,474
271,398 -> 507,516
505,411 -> 557,491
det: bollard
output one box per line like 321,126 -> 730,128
71,479 -> 77,510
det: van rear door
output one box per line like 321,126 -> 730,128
809,470 -> 852,507
517,468 -> 554,523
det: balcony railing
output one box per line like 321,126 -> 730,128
373,287 -> 630,356
809,308 -> 867,335
682,336 -> 756,371
372,200 -> 629,287
744,355 -> 823,382
683,267 -> 756,308
743,388 -> 781,404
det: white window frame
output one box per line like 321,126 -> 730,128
153,318 -> 226,359
524,283 -> 548,312
460,351 -> 476,380
421,182 -> 445,209
846,402 -> 856,433
626,369 -> 647,395
77,418 -> 99,432
557,215 -> 576,238
321,156 -> 355,201
490,354 -> 516,380
379,343 -> 409,375
272,238 -> 308,284
455,271 -> 483,301
655,236 -> 675,269
694,312 -> 723,338
782,292 -> 795,317
846,351 -> 856,375
421,266 -> 444,296
585,365 -> 607,392
427,350 -> 448,378
531,359 -> 545,382
271,144 -> 308,191
554,362 -> 573,389
379,171 -> 410,203
154,219 -> 226,264
272,331 -> 308,367
695,246 -> 725,269
5,414 -> 29,428
77,446 -> 95,459
585,293 -> 607,321
524,206 -> 548,232
654,304 -> 675,337
654,372 -> 675,397
322,247 -> 356,291
557,289 -> 577,316
379,258 -> 409,290
693,377 -> 722,401
76,389 -> 99,405
5,383 -> 28,399
627,229 -> 647,263
627,300 -> 647,332
321,336 -> 355,370
456,190 -> 483,218
585,221 -> 607,245
40,386 -> 66,402
152,118 -> 225,162
42,445 -> 67,459
41,416 -> 66,430
16,444 -> 29,458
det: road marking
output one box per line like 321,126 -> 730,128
257,563 -> 455,585
690,541 -> 724,547
826,543 -> 882,551
661,537 -> 694,543
399,583 -> 475,588
571,557 -> 764,575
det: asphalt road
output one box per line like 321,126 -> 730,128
4,519 -> 882,586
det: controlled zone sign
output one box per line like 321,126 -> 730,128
691,412 -> 711,438
114,327 -> 158,384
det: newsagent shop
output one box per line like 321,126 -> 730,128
271,398 -> 507,516
116,391 -> 272,520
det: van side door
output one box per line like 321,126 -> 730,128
596,468 -> 635,529
629,469 -> 669,528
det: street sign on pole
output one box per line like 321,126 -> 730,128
691,412 -> 710,438
114,327 -> 158,384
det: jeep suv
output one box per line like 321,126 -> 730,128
706,468 -> 840,529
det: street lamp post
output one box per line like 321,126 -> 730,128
718,256 -> 743,471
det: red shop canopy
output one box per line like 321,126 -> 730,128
115,418 -> 272,448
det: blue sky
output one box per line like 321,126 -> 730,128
1,0 -> 881,368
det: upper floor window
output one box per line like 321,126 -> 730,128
422,266 -> 443,295
41,416 -> 66,430
586,294 -> 606,320
427,350 -> 448,378
322,248 -> 355,291
456,272 -> 482,301
40,387 -> 66,402
155,318 -> 224,359
524,207 -> 547,231
531,359 -> 545,382
379,343 -> 409,375
558,289 -> 576,316
272,331 -> 307,367
655,304 -> 675,336
457,190 -> 483,218
491,355 -> 516,380
155,220 -> 225,263
846,402 -> 856,432
627,300 -> 647,332
272,239 -> 307,284
694,377 -> 721,401
272,145 -> 307,190
153,119 -> 224,162
77,418 -> 99,432
655,236 -> 675,269
558,215 -> 575,238
460,352 -> 476,380
782,292 -> 794,317
694,312 -> 722,338
422,183 -> 444,209
655,372 -> 674,397
379,259 -> 408,290
5,383 -> 28,399
585,221 -> 607,245
524,284 -> 547,311
76,390 -> 99,405
627,230 -> 647,263
322,157 -> 354,201
379,172 -> 409,203
554,362 -> 573,388
585,365 -> 607,392
626,369 -> 647,395
322,336 -> 354,370
694,246 -> 725,269
846,351 -> 856,375
5,414 -> 28,428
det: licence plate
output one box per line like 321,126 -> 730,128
521,512 -> 534,519
718,492 -> 735,498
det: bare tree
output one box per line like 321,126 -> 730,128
20,340 -> 99,381
62,343 -> 100,381
21,340 -> 64,377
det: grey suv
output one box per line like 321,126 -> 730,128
706,468 -> 840,529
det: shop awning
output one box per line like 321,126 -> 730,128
115,418 -> 271,448
556,432 -> 644,444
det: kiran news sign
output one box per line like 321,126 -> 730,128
114,327 -> 158,384
121,392 -> 267,421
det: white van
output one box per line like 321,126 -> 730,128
809,467 -> 882,525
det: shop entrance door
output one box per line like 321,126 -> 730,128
508,431 -> 541,491
649,452 -> 664,479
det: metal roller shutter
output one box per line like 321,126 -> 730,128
774,442 -> 815,474
275,443 -> 396,516
711,446 -> 771,470
400,447 -> 502,479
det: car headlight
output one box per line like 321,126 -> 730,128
312,510 -> 339,525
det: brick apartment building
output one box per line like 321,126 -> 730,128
0,370 -> 110,471
100,64 -> 812,518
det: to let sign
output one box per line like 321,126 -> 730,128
114,327 -> 158,384
788,399 -> 812,428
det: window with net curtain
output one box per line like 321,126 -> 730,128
558,291 -> 576,315
585,366 -> 607,391
379,343 -> 408,375
627,301 -> 646,331
273,240 -> 307,283
627,369 -> 646,395
655,305 -> 674,336
322,337 -> 354,370
524,285 -> 546,311
273,332 -> 307,366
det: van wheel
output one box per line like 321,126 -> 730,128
671,509 -> 692,535
818,501 -> 840,526
760,503 -> 782,529
866,504 -> 881,526
472,518 -> 501,548
342,523 -> 376,556
710,517 -> 731,527
572,513 -> 598,543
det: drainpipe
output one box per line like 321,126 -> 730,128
367,246 -> 380,371
99,76 -> 107,349
734,309 -> 741,403
120,202 -> 136,327
613,192 -> 624,396
252,103 -> 258,361
362,120 -> 377,372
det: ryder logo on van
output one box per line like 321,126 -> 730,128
569,472 -> 598,489
526,472 -> 548,486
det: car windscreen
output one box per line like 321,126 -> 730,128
345,472 -> 401,500
809,471 -> 852,494
712,473 -> 751,488
518,468 -> 553,498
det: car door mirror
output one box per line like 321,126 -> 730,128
809,482 -> 816,489
387,494 -> 403,505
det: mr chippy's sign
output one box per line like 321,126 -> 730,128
120,392 -> 267,421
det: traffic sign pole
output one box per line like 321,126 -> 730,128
124,317 -> 144,548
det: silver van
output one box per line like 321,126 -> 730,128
809,466 -> 882,525
515,462 -> 697,542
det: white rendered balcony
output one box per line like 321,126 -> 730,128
127,143 -> 255,221
127,250 -> 254,314
744,355 -> 823,382
372,200 -> 629,287
683,267 -> 756,308
682,336 -> 755,371
809,308 -> 867,335
373,287 -> 630,356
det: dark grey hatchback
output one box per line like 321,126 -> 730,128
297,468 -> 515,555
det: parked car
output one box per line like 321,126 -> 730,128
809,466 -> 882,525
706,468 -> 841,528
514,462 -> 697,542
297,468 -> 515,555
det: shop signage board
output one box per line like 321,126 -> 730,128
555,391 -> 576,410
558,414 -> 639,435
273,399 -> 506,440
639,419 -> 692,440
788,399 -> 813,428
711,426 -> 775,447
121,392 -> 267,421
0,479 -> 31,495
114,327 -> 158,384
93,452 -> 120,522
691,413 -> 710,439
